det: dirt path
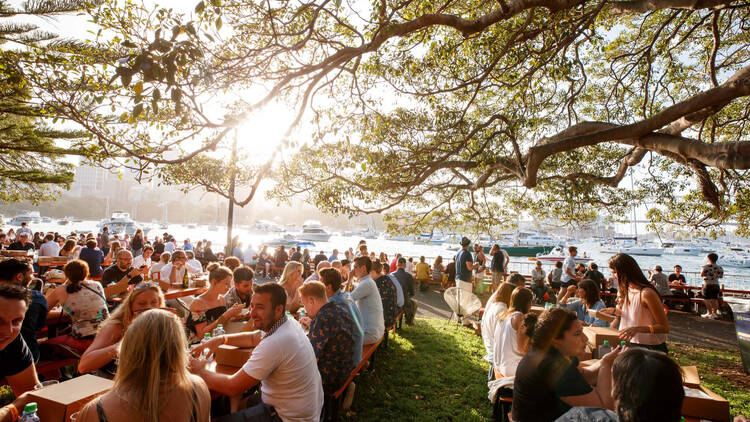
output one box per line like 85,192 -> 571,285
414,287 -> 740,350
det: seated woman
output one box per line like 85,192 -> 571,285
482,282 -> 515,380
148,252 -> 170,280
186,263 -> 243,340
78,309 -> 211,422
512,308 -> 622,422
102,241 -> 121,268
555,348 -> 685,422
45,260 -> 109,353
78,282 -> 165,374
493,287 -> 535,378
278,260 -> 305,313
557,279 -> 609,327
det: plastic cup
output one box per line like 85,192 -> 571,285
34,380 -> 59,390
70,411 -> 80,421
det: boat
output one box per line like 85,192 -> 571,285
186,223 -> 197,229
0,214 -> 4,228
251,220 -> 284,233
208,225 -> 219,231
719,253 -> 750,268
97,211 -> 140,235
158,222 -> 169,230
265,234 -> 316,249
386,234 -> 411,242
535,246 -> 593,263
661,241 -> 703,256
57,217 -> 71,225
41,217 -> 52,223
9,211 -> 41,225
357,228 -> 379,239
600,236 -> 663,256
295,220 -> 332,242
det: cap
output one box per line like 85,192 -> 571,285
460,237 -> 471,246
24,403 -> 37,413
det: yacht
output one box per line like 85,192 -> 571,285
41,216 -> 52,223
266,234 -> 316,249
661,241 -> 703,256
600,236 -> 663,256
97,211 -> 140,235
295,220 -> 332,242
251,220 -> 284,233
57,217 -> 71,225
9,211 -> 41,225
357,228 -> 379,239
719,253 -> 750,268
536,246 -> 593,263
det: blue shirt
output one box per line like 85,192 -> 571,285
455,248 -> 473,281
308,301 -> 355,395
79,246 -> 104,276
327,254 -> 338,262
329,290 -> 363,365
22,289 -> 48,362
562,299 -> 608,327
184,244 -> 193,251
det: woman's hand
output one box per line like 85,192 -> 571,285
190,335 -> 224,358
600,345 -> 623,367
618,326 -> 644,342
223,303 -> 244,320
187,355 -> 207,375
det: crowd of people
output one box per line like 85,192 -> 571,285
0,223 -> 742,422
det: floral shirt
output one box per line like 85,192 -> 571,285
374,275 -> 398,328
62,281 -> 109,339
701,263 -> 723,286
307,301 -> 355,395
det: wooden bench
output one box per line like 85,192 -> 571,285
383,310 -> 405,348
325,336 -> 384,420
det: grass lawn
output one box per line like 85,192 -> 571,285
345,317 -> 750,421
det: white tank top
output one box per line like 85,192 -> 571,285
494,311 -> 524,377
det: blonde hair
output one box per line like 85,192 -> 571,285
206,263 -> 232,284
492,282 -> 516,306
110,241 -> 122,254
104,284 -> 165,331
298,280 -> 327,300
114,309 -> 198,422
279,261 -> 303,286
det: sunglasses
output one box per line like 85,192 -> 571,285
134,281 -> 160,290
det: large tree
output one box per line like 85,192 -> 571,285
94,0 -> 750,235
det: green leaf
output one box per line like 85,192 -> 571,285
133,103 -> 144,117
195,1 -> 205,14
215,17 -> 222,30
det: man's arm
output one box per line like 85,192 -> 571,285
6,364 -> 39,397
195,364 -> 259,397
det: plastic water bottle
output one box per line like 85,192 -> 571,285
200,333 -> 211,345
299,309 -> 307,320
20,403 -> 40,422
598,340 -> 612,359
212,324 -> 225,337
620,340 -> 627,347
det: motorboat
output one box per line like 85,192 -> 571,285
517,232 -> 561,247
719,253 -> 750,268
158,222 -> 169,230
662,241 -> 703,256
357,228 -> 379,239
186,223 -> 197,229
97,211 -> 140,235
413,232 -> 447,245
265,234 -> 316,249
251,220 -> 284,233
295,220 -> 332,242
385,234 -> 411,242
535,246 -> 593,263
41,216 -> 52,223
9,211 -> 41,225
208,225 -> 219,231
57,217 -> 71,225
600,236 -> 663,256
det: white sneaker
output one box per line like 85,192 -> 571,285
701,313 -> 711,318
707,313 -> 718,320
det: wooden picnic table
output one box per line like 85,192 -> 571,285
164,286 -> 207,300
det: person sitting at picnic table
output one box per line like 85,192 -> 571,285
223,255 -> 242,272
185,250 -> 203,274
45,260 -> 110,353
415,255 -> 431,291
78,282 -> 165,374
557,279 -> 609,327
188,283 -> 324,422
482,282 -> 515,380
604,253 -> 669,353
371,260 -> 398,329
279,260 -> 305,313
298,281 -> 356,399
305,260 -> 331,283
101,250 -> 145,288
531,260 -> 545,285
391,257 -> 417,325
547,261 -> 563,290
225,265 -> 254,308
351,256 -> 385,345
512,308 -> 623,422
102,240 -> 122,267
647,265 -> 672,297
493,287 -> 535,379
584,262 -> 607,292
8,232 -> 33,251
320,267 -> 364,367
78,309 -> 211,422
160,250 -> 189,286
555,348 -> 685,422
0,258 -> 47,363
0,284 -> 40,421
186,263 -> 243,340
530,271 -> 556,305
79,239 -> 105,279
148,251 -> 170,280
202,240 -> 217,262
59,238 -> 78,260
131,245 -> 153,272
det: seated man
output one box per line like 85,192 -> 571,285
305,260 -> 331,283
160,250 -> 189,286
188,283 -> 323,422
132,245 -> 154,271
648,265 -> 672,297
350,256 -> 385,345
185,250 -> 203,274
0,284 -> 40,419
79,238 -> 105,277
8,232 -> 34,251
298,281 -> 355,396
390,257 -> 416,325
225,265 -> 254,308
320,268 -> 363,366
0,259 -> 48,362
371,260 -> 398,328
101,250 -> 145,288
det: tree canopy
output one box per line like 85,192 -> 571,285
68,1 -> 750,235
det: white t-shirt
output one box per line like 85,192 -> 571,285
39,240 -> 60,257
164,241 -> 176,253
242,318 -> 323,422
481,301 -> 508,363
149,262 -> 166,279
561,256 -> 576,283
186,259 -> 203,274
350,275 -> 385,345
160,262 -> 187,283
132,255 -> 152,270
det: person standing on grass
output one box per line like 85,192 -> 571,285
455,237 -> 475,292
490,244 -> 509,289
700,252 -> 723,319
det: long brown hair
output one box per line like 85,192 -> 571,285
500,287 -> 533,321
578,278 -> 601,308
492,282 -> 516,306
608,253 -> 656,303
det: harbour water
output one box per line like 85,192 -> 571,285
8,220 -> 750,291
